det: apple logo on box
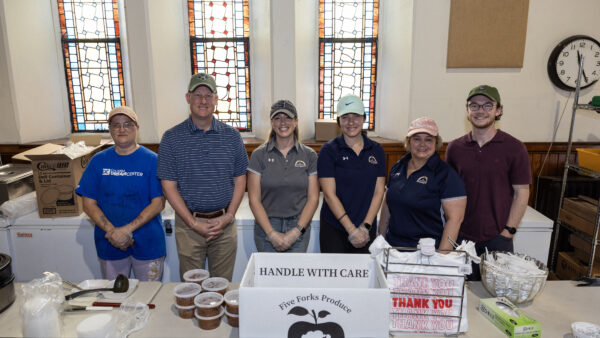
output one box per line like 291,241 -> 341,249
287,306 -> 345,338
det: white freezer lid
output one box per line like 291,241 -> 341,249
12,211 -> 93,227
519,206 -> 553,229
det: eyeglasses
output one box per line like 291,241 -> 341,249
467,102 -> 495,112
109,121 -> 136,130
192,93 -> 214,101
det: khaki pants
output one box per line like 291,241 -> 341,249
174,213 -> 237,281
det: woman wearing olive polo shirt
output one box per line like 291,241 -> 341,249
248,100 -> 319,252
317,95 -> 386,253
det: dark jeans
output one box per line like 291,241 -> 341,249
319,219 -> 377,253
459,233 -> 514,281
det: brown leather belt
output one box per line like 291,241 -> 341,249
192,209 -> 225,219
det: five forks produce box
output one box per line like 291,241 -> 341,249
12,135 -> 107,218
478,297 -> 541,338
239,253 -> 390,338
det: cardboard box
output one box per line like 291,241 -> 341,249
563,196 -> 598,224
569,234 -> 600,265
576,148 -> 600,173
314,119 -> 341,141
12,136 -> 106,218
556,251 -> 600,280
559,208 -> 600,240
478,297 -> 541,338
239,253 -> 390,338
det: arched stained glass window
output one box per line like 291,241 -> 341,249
188,0 -> 252,131
58,0 -> 126,132
319,0 -> 378,130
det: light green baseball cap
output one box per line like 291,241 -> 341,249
337,95 -> 365,117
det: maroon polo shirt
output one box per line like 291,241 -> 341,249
446,130 -> 531,243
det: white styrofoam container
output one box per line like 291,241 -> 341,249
239,253 -> 390,338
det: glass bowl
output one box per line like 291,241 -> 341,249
480,251 -> 548,304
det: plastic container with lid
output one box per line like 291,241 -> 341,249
195,307 -> 224,330
201,277 -> 229,295
183,269 -> 210,285
194,291 -> 224,317
224,307 -> 239,327
174,303 -> 196,319
173,282 -> 202,306
223,289 -> 238,315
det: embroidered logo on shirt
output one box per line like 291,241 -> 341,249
416,176 -> 428,184
295,160 -> 307,168
268,158 -> 275,163
368,155 -> 378,165
342,156 -> 349,161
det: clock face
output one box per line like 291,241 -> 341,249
547,35 -> 600,91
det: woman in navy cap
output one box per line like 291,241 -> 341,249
378,117 -> 466,250
248,100 -> 319,252
317,95 -> 386,253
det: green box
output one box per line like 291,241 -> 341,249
478,297 -> 541,337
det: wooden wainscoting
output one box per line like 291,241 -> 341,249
1,138 -> 597,206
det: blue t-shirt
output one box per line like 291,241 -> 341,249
385,152 -> 466,248
76,146 -> 166,260
317,134 -> 386,232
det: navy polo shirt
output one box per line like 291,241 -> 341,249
385,152 -> 466,248
157,117 -> 248,213
318,134 -> 386,232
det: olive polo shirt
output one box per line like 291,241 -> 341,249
446,130 -> 531,243
247,139 -> 318,218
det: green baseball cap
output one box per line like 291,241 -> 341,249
467,85 -> 501,105
188,72 -> 217,93
337,95 -> 365,117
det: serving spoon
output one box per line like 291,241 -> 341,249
65,274 -> 129,301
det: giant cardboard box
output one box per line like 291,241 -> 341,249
239,253 -> 390,338
12,135 -> 106,218
314,119 -> 341,141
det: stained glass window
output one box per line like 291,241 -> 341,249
188,0 -> 252,131
58,0 -> 126,132
319,0 -> 378,130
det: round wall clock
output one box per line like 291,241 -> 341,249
547,35 -> 600,91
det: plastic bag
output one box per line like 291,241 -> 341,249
369,236 -> 471,335
20,272 -> 64,337
105,300 -> 150,338
0,191 -> 37,219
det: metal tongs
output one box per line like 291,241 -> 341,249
573,276 -> 600,287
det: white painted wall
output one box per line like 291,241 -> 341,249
0,0 -> 599,145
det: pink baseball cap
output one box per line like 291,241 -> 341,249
407,117 -> 439,137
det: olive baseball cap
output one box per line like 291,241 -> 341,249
270,100 -> 297,119
188,72 -> 217,93
467,85 -> 501,105
108,106 -> 138,124
337,95 -> 365,117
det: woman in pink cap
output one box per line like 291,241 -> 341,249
378,117 -> 466,250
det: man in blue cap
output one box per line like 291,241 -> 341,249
446,85 -> 531,280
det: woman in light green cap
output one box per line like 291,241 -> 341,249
317,95 -> 386,253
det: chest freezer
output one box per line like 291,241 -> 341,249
513,206 -> 554,265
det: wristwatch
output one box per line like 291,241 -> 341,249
295,224 -> 306,235
361,222 -> 372,231
504,225 -> 517,235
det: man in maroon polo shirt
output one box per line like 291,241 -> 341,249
446,85 -> 531,280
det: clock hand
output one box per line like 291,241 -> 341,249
576,51 -> 589,83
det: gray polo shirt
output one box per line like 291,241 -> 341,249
248,139 -> 318,218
